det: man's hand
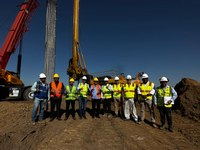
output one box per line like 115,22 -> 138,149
36,88 -> 40,92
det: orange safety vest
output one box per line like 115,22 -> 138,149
91,84 -> 101,98
50,81 -> 63,98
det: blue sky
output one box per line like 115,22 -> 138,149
0,0 -> 200,86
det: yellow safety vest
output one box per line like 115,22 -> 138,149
102,84 -> 112,99
124,83 -> 136,99
113,84 -> 122,98
138,82 -> 154,100
157,86 -> 172,107
66,85 -> 76,100
79,83 -> 88,98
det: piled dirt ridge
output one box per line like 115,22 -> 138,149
174,78 -> 200,122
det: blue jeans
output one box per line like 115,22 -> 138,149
32,97 -> 46,122
79,96 -> 87,117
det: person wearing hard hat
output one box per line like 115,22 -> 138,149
65,78 -> 77,120
77,76 -> 89,119
102,77 -> 113,117
90,77 -> 102,118
31,73 -> 49,125
49,73 -> 65,121
154,77 -> 177,132
123,75 -> 139,123
137,73 -> 157,128
113,76 -> 123,118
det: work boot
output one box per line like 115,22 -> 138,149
152,123 -> 158,128
49,117 -> 54,122
83,115 -> 87,119
160,125 -> 165,130
38,119 -> 46,125
92,114 -> 95,119
168,126 -> 173,132
57,117 -> 62,121
138,121 -> 144,125
113,113 -> 118,118
102,114 -> 106,117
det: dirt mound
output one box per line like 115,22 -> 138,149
174,78 -> 200,122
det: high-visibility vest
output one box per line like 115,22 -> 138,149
138,82 -> 154,100
50,81 -> 63,98
91,84 -> 101,98
124,83 -> 136,99
157,86 -> 172,107
113,84 -> 122,98
66,85 -> 76,100
34,81 -> 48,99
79,83 -> 88,98
102,84 -> 112,99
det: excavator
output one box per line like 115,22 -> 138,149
0,0 -> 39,100
67,0 -> 141,85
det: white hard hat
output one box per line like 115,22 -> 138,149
160,76 -> 168,82
114,76 -> 119,81
82,76 -> 87,80
39,73 -> 46,78
142,73 -> 149,79
104,77 -> 109,81
126,75 -> 132,80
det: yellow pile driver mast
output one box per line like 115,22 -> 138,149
67,0 -> 141,85
67,0 -> 88,81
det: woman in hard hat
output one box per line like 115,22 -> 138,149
154,77 -> 177,132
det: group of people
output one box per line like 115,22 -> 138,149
31,73 -> 177,132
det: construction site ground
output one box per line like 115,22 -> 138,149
0,99 -> 199,150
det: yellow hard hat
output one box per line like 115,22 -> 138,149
53,73 -> 59,78
94,77 -> 98,81
69,78 -> 74,82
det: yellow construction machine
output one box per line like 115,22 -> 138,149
67,0 -> 141,85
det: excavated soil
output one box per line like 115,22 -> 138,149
174,78 -> 200,122
0,97 -> 199,150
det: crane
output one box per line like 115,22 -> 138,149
0,0 -> 39,100
67,0 -> 89,81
